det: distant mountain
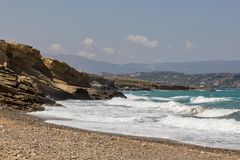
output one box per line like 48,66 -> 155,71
44,54 -> 124,73
44,54 -> 240,74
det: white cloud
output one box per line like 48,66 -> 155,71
102,47 -> 116,55
77,50 -> 95,59
82,38 -> 95,49
48,43 -> 63,52
185,40 -> 194,50
126,34 -> 158,48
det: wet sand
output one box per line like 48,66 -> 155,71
1,108 -> 240,160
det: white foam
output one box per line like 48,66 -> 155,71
106,97 -> 204,115
160,115 -> 240,133
126,94 -> 149,100
126,94 -> 190,102
155,101 -> 204,114
170,96 -> 190,100
105,97 -> 159,108
190,96 -> 231,104
126,94 -> 170,101
44,119 -> 240,150
195,108 -> 239,118
30,93 -> 240,150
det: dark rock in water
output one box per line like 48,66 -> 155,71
112,91 -> 127,98
0,40 -> 125,111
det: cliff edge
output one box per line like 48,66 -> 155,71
0,40 -> 125,111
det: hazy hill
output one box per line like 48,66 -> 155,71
103,71 -> 240,89
45,54 -> 240,74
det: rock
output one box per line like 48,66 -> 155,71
0,40 -> 125,111
111,91 -> 127,98
107,77 -> 197,91
42,58 -> 90,87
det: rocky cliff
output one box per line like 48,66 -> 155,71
0,40 -> 124,111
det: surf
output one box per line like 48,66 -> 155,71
30,89 -> 240,150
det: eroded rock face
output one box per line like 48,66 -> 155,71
0,67 -> 52,111
0,40 -> 125,111
42,58 -> 90,87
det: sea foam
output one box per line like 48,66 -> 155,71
30,91 -> 240,150
190,96 -> 231,104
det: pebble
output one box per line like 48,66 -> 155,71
0,108 -> 240,160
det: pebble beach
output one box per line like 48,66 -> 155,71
1,107 -> 240,160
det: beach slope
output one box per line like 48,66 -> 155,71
0,108 -> 239,160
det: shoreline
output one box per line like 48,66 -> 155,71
35,113 -> 240,153
1,107 -> 240,159
44,120 -> 240,153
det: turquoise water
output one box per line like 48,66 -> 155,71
128,89 -> 240,107
31,89 -> 240,150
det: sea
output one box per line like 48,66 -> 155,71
30,89 -> 240,150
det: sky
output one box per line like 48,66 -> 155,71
0,0 -> 240,64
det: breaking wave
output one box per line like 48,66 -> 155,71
190,96 -> 231,104
30,90 -> 240,150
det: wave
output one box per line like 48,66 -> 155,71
160,115 -> 240,133
155,101 -> 205,114
126,94 -> 190,102
107,96 -> 238,118
156,98 -> 239,118
41,99 -> 240,130
126,94 -> 171,101
30,91 -> 240,150
41,101 -> 240,133
170,96 -> 190,100
106,96 -> 204,115
195,108 -> 240,118
190,96 -> 231,104
126,94 -> 150,100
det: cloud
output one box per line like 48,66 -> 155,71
185,40 -> 194,50
126,34 -> 158,48
48,43 -> 63,52
77,50 -> 95,59
82,38 -> 95,49
102,47 -> 116,55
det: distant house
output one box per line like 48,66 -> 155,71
200,82 -> 206,88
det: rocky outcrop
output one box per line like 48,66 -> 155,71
0,66 -> 52,111
0,40 -> 125,111
107,77 -> 198,91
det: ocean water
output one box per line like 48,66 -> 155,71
30,89 -> 240,150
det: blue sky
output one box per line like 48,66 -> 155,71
0,0 -> 240,64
